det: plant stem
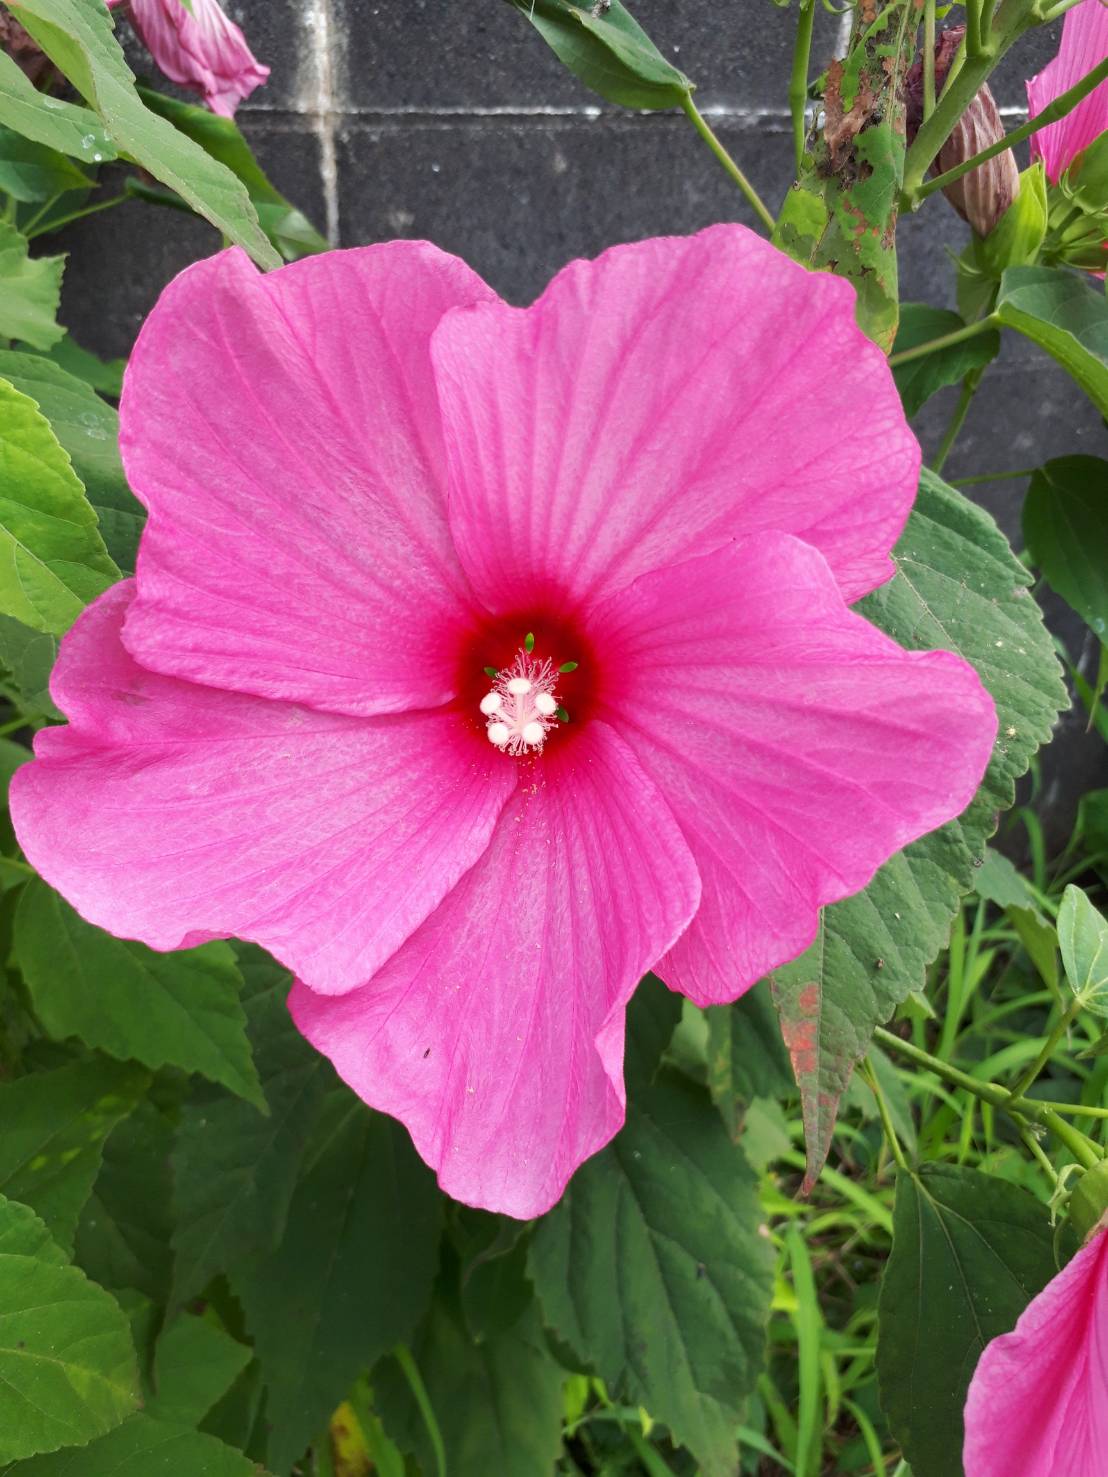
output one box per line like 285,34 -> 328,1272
789,0 -> 817,174
951,467 -> 1036,485
887,313 -> 1000,368
932,370 -> 982,474
918,54 -> 1108,204
679,93 -> 776,234
1010,995 -> 1084,1099
965,0 -> 989,60
862,1058 -> 910,1171
24,192 -> 128,240
873,1026 -> 1102,1168
923,0 -> 937,118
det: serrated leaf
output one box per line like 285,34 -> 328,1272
995,265 -> 1108,415
15,881 -> 261,1107
169,948 -> 328,1306
36,334 -> 125,398
148,1315 -> 252,1428
0,48 -> 115,165
0,350 -> 142,570
0,1192 -> 138,1463
877,1165 -> 1061,1477
0,375 -> 118,633
375,1294 -> 564,1477
5,0 -> 278,269
0,125 -> 92,202
705,981 -> 794,1141
5,1413 -> 272,1476
892,304 -> 1000,418
624,970 -> 682,1087
0,223 -> 64,351
1058,884 -> 1108,1016
0,612 -> 59,718
234,1094 -> 443,1474
74,1098 -> 174,1303
529,1070 -> 773,1477
773,471 -> 1066,1188
974,846 -> 1034,910
508,0 -> 691,110
0,1057 -> 146,1251
1024,455 -> 1108,641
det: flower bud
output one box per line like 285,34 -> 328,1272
906,25 -> 1020,238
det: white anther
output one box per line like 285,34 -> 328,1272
479,645 -> 566,756
486,721 -> 510,746
479,691 -> 503,715
506,676 -> 532,695
534,692 -> 557,716
521,721 -> 545,746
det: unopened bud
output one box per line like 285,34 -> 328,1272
906,25 -> 1020,238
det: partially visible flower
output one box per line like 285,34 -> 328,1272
963,1227 -> 1108,1475
11,228 -> 997,1218
907,26 -> 1019,238
107,0 -> 268,117
1028,0 -> 1108,183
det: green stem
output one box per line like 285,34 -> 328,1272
393,1345 -> 446,1477
24,193 -> 128,240
679,93 -> 776,234
1010,995 -> 1084,1099
873,1027 -> 1102,1168
789,0 -> 817,174
862,1058 -> 909,1171
923,0 -> 937,118
918,54 -> 1108,203
950,467 -> 1036,485
932,370 -> 982,474
887,313 -> 1000,368
965,0 -> 989,60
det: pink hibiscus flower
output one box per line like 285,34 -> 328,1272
964,1227 -> 1108,1475
1028,0 -> 1108,183
108,0 -> 268,117
10,228 -> 997,1216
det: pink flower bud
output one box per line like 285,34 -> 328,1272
107,0 -> 269,118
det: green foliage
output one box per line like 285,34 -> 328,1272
15,882 -> 263,1106
0,377 -> 118,633
0,224 -> 63,350
5,1415 -> 273,1476
892,303 -> 1000,418
3,0 -> 278,269
1024,455 -> 1108,642
505,0 -> 692,110
995,265 -> 1108,417
0,48 -> 114,165
773,470 -> 1066,1187
877,1165 -> 1061,1477
705,981 -> 794,1141
1058,884 -> 1108,1015
0,1193 -> 138,1463
0,126 -> 90,202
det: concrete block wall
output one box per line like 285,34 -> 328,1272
56,0 -> 1108,837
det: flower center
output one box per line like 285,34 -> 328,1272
480,638 -> 569,754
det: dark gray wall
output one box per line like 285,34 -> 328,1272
57,0 -> 1107,838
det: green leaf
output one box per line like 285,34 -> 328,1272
772,470 -> 1066,1188
1079,787 -> 1108,860
0,613 -> 60,718
5,1414 -> 272,1476
877,1164 -> 1061,1477
979,162 -> 1048,276
1024,455 -> 1108,641
0,1057 -> 146,1251
0,375 -> 118,633
507,0 -> 692,110
169,948 -> 329,1306
974,846 -> 1033,910
375,1294 -> 564,1477
4,0 -> 278,270
529,1070 -> 773,1477
234,1094 -> 443,1474
995,265 -> 1108,416
705,981 -> 794,1141
1058,884 -> 1108,1016
148,1315 -> 252,1427
74,1099 -> 174,1304
891,304 -> 1000,418
624,970 -> 682,1087
0,350 -> 141,570
35,334 -> 125,399
452,1211 -> 532,1344
0,125 -> 93,202
136,87 -> 328,261
0,1192 -> 138,1463
15,882 -> 262,1107
0,223 -> 63,351
0,48 -> 115,165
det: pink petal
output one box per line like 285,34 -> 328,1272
10,582 -> 515,996
590,534 -> 996,1005
964,1228 -> 1108,1477
1028,0 -> 1108,182
114,0 -> 269,116
289,721 -> 700,1218
120,244 -> 496,717
431,224 -> 919,613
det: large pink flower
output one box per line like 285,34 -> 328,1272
1028,0 -> 1108,183
964,1227 -> 1108,1475
107,0 -> 268,117
11,228 -> 997,1216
